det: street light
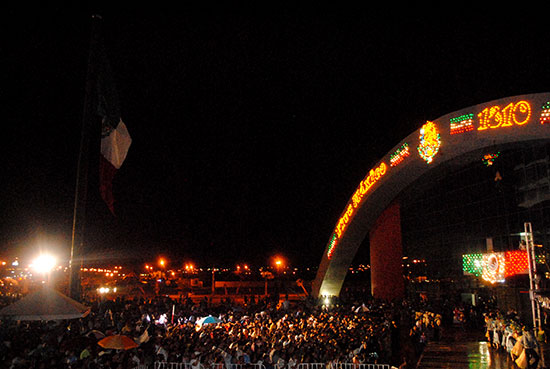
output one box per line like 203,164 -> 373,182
31,253 -> 56,284
272,256 -> 287,304
273,257 -> 285,275
184,262 -> 195,273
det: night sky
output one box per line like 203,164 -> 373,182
3,10 -> 550,269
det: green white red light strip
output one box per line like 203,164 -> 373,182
462,250 -> 540,284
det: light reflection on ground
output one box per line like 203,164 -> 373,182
418,328 -> 549,369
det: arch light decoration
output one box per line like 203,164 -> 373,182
313,93 -> 550,298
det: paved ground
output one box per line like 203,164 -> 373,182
417,326 -> 550,368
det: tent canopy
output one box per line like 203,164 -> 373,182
0,286 -> 90,321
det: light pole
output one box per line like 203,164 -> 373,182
273,257 -> 285,303
212,268 -> 216,295
275,259 -> 282,275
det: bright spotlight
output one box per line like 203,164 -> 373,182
32,254 -> 56,274
98,287 -> 112,294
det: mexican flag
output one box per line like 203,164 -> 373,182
96,42 -> 132,214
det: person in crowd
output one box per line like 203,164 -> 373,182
520,325 -> 540,369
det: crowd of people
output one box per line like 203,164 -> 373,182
0,290 -> 452,369
484,309 -> 546,369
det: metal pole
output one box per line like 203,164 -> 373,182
69,15 -> 103,301
525,222 -> 540,330
211,269 -> 215,295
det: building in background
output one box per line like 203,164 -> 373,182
398,140 -> 550,314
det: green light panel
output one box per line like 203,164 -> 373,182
462,253 -> 483,276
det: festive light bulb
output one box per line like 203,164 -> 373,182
417,121 -> 441,164
478,100 -> 531,130
482,152 -> 500,167
390,143 -> 410,167
450,114 -> 474,135
540,101 -> 550,124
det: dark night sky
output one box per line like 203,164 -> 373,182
3,9 -> 550,268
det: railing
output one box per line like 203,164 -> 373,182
153,363 -> 190,369
295,364 -> 326,369
331,365 -> 390,369
145,362 -> 391,369
296,365 -> 390,369
228,364 -> 267,369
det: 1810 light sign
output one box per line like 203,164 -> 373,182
477,100 -> 531,130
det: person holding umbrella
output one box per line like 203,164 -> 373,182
98,334 -> 138,351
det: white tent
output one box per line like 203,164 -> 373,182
0,286 -> 90,321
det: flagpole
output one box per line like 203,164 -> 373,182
69,15 -> 103,301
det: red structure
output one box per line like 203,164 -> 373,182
369,201 -> 404,300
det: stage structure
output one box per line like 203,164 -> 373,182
313,93 -> 550,300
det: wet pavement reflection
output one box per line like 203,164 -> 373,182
417,326 -> 549,368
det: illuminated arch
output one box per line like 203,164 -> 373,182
313,93 -> 550,298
